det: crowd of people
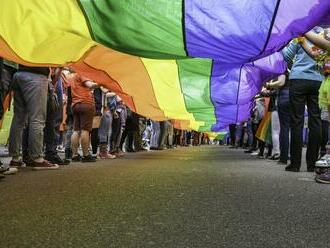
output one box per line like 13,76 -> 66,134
0,64 -> 211,179
226,26 -> 330,184
1,25 -> 330,185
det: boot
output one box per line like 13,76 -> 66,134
99,144 -> 116,159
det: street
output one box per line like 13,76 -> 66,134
0,146 -> 328,248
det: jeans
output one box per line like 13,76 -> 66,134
150,121 -> 160,148
98,111 -> 112,144
278,88 -> 290,163
158,121 -> 167,148
9,72 -> 48,159
110,116 -> 122,152
271,111 -> 281,155
289,79 -> 322,168
166,121 -> 174,147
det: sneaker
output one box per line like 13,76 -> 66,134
56,145 -> 65,153
99,151 -> 116,159
268,154 -> 280,161
45,155 -> 70,165
9,160 -> 26,168
251,152 -> 259,156
3,167 -> 18,175
315,172 -> 330,184
81,154 -> 96,163
30,160 -> 59,170
315,156 -> 330,175
0,164 -> 18,175
72,154 -> 82,162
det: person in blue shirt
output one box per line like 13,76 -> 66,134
282,37 -> 324,172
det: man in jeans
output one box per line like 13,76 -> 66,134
282,39 -> 324,172
8,65 -> 59,170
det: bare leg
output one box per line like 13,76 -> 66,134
81,130 -> 90,156
71,131 -> 80,156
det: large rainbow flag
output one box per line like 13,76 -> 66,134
0,0 -> 329,131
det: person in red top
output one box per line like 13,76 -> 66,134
63,69 -> 98,162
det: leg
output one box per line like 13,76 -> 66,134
278,88 -> 291,163
81,130 -> 90,156
320,120 -> 329,157
289,81 -> 307,169
8,76 -> 28,159
271,111 -> 281,156
22,74 -> 48,160
90,128 -> 99,154
306,82 -> 322,169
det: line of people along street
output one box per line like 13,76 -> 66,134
227,26 -> 330,184
0,64 -> 211,179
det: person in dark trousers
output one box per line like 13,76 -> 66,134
282,38 -> 324,172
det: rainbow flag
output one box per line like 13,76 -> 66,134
0,1 -> 329,131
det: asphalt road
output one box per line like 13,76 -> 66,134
0,146 -> 329,248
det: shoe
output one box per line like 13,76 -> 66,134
72,154 -> 82,162
0,164 -> 18,175
285,164 -> 300,172
3,167 -> 18,175
9,160 -> 26,168
45,155 -> 70,165
30,160 -> 59,170
99,151 -> 116,159
268,154 -> 280,161
315,172 -> 330,184
56,145 -> 65,153
315,156 -> 330,175
81,154 -> 96,163
244,149 -> 254,154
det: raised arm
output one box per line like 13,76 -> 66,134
305,30 -> 330,51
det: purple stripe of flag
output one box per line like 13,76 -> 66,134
185,0 -> 330,64
210,53 -> 287,131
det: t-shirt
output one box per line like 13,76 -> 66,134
65,73 -> 95,107
282,41 -> 324,82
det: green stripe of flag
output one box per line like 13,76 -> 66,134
79,0 -> 186,59
177,59 -> 216,131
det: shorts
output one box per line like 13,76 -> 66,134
72,103 -> 95,132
